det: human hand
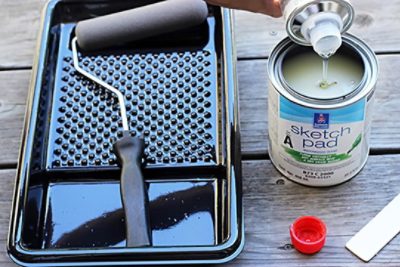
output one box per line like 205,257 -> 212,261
206,0 -> 282,17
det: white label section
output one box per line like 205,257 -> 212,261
268,86 -> 369,186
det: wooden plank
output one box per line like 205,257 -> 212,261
0,70 -> 30,165
0,169 -> 16,239
0,169 -> 17,266
232,154 -> 400,266
0,0 -> 45,68
0,54 -> 399,164
239,54 -> 400,156
235,0 -> 400,58
2,156 -> 400,266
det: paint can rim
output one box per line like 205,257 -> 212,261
268,34 -> 378,109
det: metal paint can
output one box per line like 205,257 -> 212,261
267,34 -> 378,187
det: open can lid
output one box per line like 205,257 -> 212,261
286,0 -> 354,46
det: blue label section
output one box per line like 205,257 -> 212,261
280,96 -> 365,124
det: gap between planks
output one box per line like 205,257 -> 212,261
0,163 -> 17,170
0,66 -> 31,71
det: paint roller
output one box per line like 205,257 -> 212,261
72,0 -> 208,247
75,0 -> 209,51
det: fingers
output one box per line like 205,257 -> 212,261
265,0 -> 282,18
205,0 -> 282,17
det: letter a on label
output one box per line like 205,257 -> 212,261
284,135 -> 293,148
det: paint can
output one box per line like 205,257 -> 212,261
267,34 -> 378,187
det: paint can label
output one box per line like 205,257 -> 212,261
268,87 -> 373,186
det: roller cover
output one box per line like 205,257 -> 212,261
75,0 -> 208,51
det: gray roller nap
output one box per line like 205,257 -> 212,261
75,0 -> 208,51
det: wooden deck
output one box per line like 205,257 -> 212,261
1,0 -> 400,266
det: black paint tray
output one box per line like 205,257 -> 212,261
7,0 -> 243,266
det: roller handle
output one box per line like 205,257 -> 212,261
75,0 -> 209,51
113,131 -> 151,247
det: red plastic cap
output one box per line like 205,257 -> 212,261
290,216 -> 327,254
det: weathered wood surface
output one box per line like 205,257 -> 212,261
236,155 -> 400,267
0,70 -> 30,166
0,0 -> 45,68
2,156 -> 400,266
1,0 -> 400,67
0,55 -> 398,164
1,0 -> 400,266
0,169 -> 18,267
